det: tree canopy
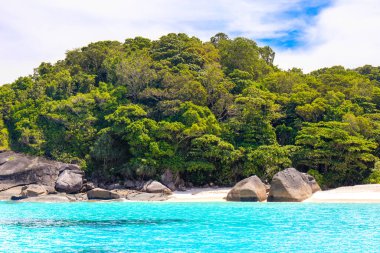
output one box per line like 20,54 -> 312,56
1,32 -> 380,187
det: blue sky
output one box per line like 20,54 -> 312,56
258,0 -> 331,48
0,0 -> 379,84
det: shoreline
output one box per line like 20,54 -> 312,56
303,184 -> 380,203
167,187 -> 230,202
2,184 -> 380,203
168,184 -> 380,203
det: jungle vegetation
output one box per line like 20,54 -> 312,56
1,33 -> 380,187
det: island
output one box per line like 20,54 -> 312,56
1,33 -> 380,203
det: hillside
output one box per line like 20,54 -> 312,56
1,32 -> 380,188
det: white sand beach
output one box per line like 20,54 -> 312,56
167,184 -> 380,203
304,184 -> 380,203
3,184 -> 380,203
167,187 -> 231,202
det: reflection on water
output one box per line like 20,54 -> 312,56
0,218 -> 185,228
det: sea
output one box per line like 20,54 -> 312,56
0,201 -> 379,252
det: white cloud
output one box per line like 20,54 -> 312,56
2,0 -> 379,84
275,0 -> 380,72
0,0 -> 311,84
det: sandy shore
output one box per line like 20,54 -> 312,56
167,187 -> 231,202
304,184 -> 380,203
168,184 -> 380,203
3,184 -> 380,203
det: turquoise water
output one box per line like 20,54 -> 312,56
0,202 -> 380,252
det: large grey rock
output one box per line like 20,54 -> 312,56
268,168 -> 313,202
55,169 -> 84,193
124,180 -> 136,189
82,182 -> 96,192
21,184 -> 47,197
0,151 -> 80,191
44,185 -> 57,194
161,169 -> 175,190
106,183 -> 124,190
87,188 -> 121,200
160,170 -> 186,191
143,180 -> 172,194
301,173 -> 321,193
227,176 -> 267,202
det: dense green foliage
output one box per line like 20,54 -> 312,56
1,33 -> 380,187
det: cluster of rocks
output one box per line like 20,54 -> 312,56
227,168 -> 321,202
0,151 -> 322,203
0,151 -> 173,202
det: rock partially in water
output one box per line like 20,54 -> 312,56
55,169 -> 84,194
227,176 -> 267,202
268,168 -> 313,202
87,188 -> 121,200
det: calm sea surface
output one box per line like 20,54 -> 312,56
0,201 -> 379,252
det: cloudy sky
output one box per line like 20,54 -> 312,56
0,0 -> 379,84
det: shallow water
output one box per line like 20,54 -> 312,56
0,201 -> 380,252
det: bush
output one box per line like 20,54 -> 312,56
364,161 -> 380,184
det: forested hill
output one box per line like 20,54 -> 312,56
1,33 -> 380,188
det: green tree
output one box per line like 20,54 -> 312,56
244,145 -> 295,180
225,86 -> 281,147
0,116 -> 9,150
2,33 -> 380,188
218,37 -> 273,79
294,121 -> 377,187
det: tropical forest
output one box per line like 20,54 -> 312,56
1,32 -> 380,188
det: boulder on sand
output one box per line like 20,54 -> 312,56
21,184 -> 48,197
143,180 -> 172,194
55,169 -> 84,194
268,168 -> 313,202
301,173 -> 321,193
161,170 -> 176,190
87,188 -> 121,200
124,180 -> 136,189
227,176 -> 267,202
125,191 -> 169,201
0,151 -> 79,192
160,170 -> 185,191
82,182 -> 96,192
